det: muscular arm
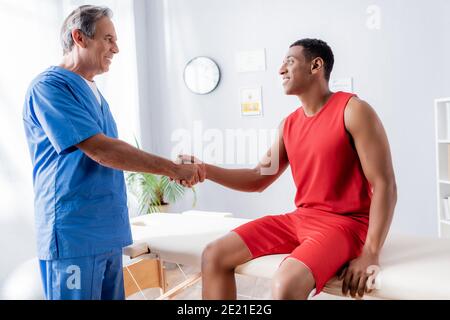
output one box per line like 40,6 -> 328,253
344,97 -> 397,255
341,97 -> 397,298
203,120 -> 290,193
76,134 -> 198,181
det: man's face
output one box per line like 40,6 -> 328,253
279,46 -> 312,95
82,16 -> 119,75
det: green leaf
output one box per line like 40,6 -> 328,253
125,163 -> 198,214
161,176 -> 185,204
133,136 -> 141,150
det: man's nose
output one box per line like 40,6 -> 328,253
112,42 -> 119,54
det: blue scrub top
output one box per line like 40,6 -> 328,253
23,66 -> 132,260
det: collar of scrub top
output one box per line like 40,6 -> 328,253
50,66 -> 107,128
51,66 -> 104,110
81,77 -> 104,111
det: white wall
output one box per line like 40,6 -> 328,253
0,0 -> 139,287
135,0 -> 450,236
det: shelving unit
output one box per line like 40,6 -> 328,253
434,97 -> 450,238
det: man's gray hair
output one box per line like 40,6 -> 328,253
60,5 -> 113,54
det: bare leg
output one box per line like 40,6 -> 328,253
201,232 -> 252,299
272,258 -> 316,300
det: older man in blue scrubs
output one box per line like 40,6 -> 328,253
22,5 -> 204,300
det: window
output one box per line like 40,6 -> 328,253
0,0 -> 140,223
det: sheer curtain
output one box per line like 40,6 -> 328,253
0,0 -> 140,283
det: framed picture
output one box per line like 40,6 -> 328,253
240,87 -> 263,117
236,49 -> 266,73
330,77 -> 354,93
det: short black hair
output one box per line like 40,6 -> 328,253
290,38 -> 334,81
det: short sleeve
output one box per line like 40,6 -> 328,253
30,80 -> 102,155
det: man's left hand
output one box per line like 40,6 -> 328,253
338,247 -> 380,299
172,155 -> 206,187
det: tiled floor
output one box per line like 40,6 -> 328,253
127,262 -> 355,300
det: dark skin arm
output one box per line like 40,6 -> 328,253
180,99 -> 396,300
178,119 -> 290,192
76,134 -> 204,184
339,97 -> 397,298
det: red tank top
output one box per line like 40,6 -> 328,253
283,91 -> 372,218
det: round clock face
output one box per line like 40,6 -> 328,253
183,56 -> 221,95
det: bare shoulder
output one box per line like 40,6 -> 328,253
345,96 -> 376,116
344,96 -> 380,132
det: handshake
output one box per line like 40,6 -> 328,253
171,155 -> 206,188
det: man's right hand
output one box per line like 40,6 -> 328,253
172,160 -> 206,188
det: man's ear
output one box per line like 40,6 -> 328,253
71,29 -> 88,49
310,57 -> 324,75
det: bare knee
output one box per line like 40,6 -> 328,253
201,241 -> 231,273
201,233 -> 252,274
271,277 -> 311,300
271,259 -> 315,300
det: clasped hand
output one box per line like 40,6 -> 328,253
171,155 -> 206,188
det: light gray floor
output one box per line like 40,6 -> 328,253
127,262 -> 354,300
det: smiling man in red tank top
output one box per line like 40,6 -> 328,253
181,39 -> 397,300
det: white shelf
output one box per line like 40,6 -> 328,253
435,98 -> 450,238
435,97 -> 450,104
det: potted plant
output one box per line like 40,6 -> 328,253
125,138 -> 197,214
126,172 -> 196,214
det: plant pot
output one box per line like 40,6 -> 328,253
152,204 -> 171,213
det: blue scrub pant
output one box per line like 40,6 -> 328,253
39,249 -> 125,300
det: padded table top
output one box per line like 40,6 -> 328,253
130,213 -> 450,299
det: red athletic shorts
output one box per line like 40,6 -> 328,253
232,208 -> 369,295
